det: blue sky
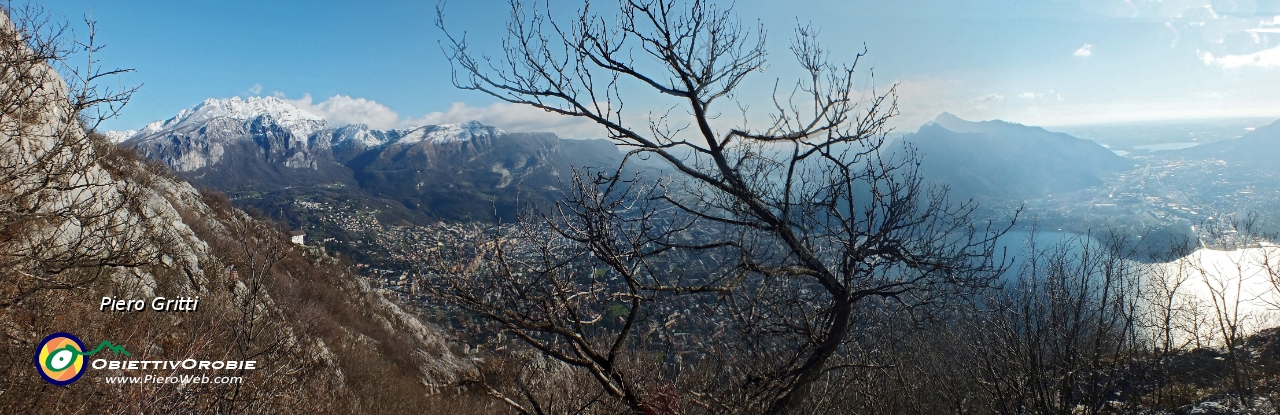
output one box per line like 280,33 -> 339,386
39,0 -> 1280,136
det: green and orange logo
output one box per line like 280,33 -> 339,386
34,332 -> 130,386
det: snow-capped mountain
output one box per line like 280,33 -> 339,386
329,123 -> 400,149
145,96 -> 329,137
118,97 -> 626,222
103,129 -> 138,143
118,97 -> 519,171
119,97 -> 333,171
397,121 -> 505,145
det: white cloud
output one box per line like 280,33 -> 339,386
1200,45 -> 1280,68
1074,43 -> 1094,57
284,94 -> 401,129
276,93 -> 610,137
973,93 -> 1004,103
1075,1 -> 1280,66
405,102 -> 608,138
886,79 -> 1016,130
1018,91 -> 1064,101
248,84 -> 263,94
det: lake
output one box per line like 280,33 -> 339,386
995,231 -> 1279,342
1133,142 -> 1201,151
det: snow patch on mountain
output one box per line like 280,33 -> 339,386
397,121 -> 504,145
331,123 -> 399,149
104,129 -> 138,143
150,96 -> 330,138
121,97 -> 522,174
124,98 -> 509,150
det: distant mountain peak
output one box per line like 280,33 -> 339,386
934,112 -> 963,124
117,97 -> 333,171
178,96 -> 325,126
929,112 -> 1038,136
904,116 -> 1128,202
103,129 -> 138,143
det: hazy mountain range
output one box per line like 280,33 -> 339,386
1188,118 -> 1280,173
113,98 -> 1280,228
902,112 -> 1130,203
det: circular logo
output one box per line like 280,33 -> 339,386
35,332 -> 87,386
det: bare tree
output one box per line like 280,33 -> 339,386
965,230 -> 1150,415
433,1 -> 1013,412
1188,216 -> 1280,408
0,3 -> 148,310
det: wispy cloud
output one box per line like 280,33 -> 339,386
283,94 -> 400,129
1074,0 -> 1280,66
276,93 -> 608,137
1073,43 -> 1094,57
1018,91 -> 1064,102
248,84 -> 263,94
405,102 -> 607,138
1200,45 -> 1280,68
973,93 -> 1004,103
887,79 -> 1025,130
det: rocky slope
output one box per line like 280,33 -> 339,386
0,10 -> 477,413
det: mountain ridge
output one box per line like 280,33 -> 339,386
120,97 -> 627,223
1187,118 -> 1280,173
904,113 -> 1129,202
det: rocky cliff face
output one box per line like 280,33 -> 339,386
0,10 -> 471,413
